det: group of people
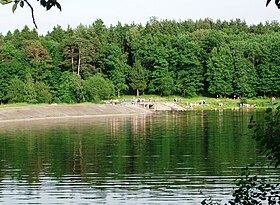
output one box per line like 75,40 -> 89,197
173,97 -> 183,102
105,99 -> 119,105
131,98 -> 145,104
216,94 -> 240,100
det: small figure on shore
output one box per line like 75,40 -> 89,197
272,97 -> 276,103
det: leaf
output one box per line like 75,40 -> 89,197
0,0 -> 12,5
19,0 -> 24,8
266,0 -> 272,6
46,1 -> 53,10
12,2 -> 18,13
55,2 -> 61,11
40,0 -> 46,7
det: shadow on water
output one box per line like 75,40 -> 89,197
0,110 -> 279,204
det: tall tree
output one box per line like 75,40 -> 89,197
129,60 -> 148,97
232,47 -> 257,97
23,39 -> 52,81
206,46 -> 234,97
106,43 -> 129,97
23,73 -> 37,103
172,34 -> 204,97
148,47 -> 175,96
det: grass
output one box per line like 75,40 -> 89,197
118,95 -> 279,110
0,96 -> 278,110
0,102 -> 97,109
0,103 -> 50,108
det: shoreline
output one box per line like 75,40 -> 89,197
0,101 -> 275,122
0,104 -> 152,122
0,113 -> 150,123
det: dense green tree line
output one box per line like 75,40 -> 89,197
1,18 -> 280,103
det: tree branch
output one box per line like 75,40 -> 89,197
23,0 -> 38,29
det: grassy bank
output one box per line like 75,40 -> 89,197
118,95 -> 279,110
0,102 -> 95,109
0,96 -> 278,111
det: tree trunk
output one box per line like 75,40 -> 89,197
117,89 -> 120,98
71,47 -> 75,74
77,48 -> 81,76
136,89 -> 139,97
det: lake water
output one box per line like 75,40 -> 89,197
0,110 -> 279,204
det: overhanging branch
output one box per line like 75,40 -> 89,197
23,0 -> 38,29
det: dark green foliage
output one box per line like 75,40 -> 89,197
129,60 -> 148,97
201,166 -> 280,205
54,71 -> 77,103
7,74 -> 52,103
35,81 -> 51,103
249,106 -> 280,167
240,97 -> 248,105
229,167 -> 280,205
23,73 -> 37,103
84,74 -> 114,102
171,34 -> 204,96
37,0 -> 61,11
231,41 -> 257,98
7,76 -> 25,103
71,74 -> 86,103
206,46 -> 234,97
201,199 -> 221,205
0,19 -> 280,104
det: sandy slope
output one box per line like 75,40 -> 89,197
0,104 -> 152,122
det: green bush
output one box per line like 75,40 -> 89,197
35,81 -> 52,103
7,77 -> 25,103
240,97 -> 247,105
84,74 -> 114,102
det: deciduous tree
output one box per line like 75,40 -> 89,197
206,46 -> 234,97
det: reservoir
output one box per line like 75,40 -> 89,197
0,110 -> 279,204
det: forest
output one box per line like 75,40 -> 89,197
0,18 -> 280,104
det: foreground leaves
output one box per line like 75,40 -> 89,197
0,0 -> 61,28
266,0 -> 280,8
201,166 -> 280,205
249,106 -> 280,168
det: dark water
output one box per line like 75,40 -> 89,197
0,110 -> 279,204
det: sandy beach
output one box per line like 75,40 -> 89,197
0,104 -> 152,122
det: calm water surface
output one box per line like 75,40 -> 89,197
0,110 -> 279,204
